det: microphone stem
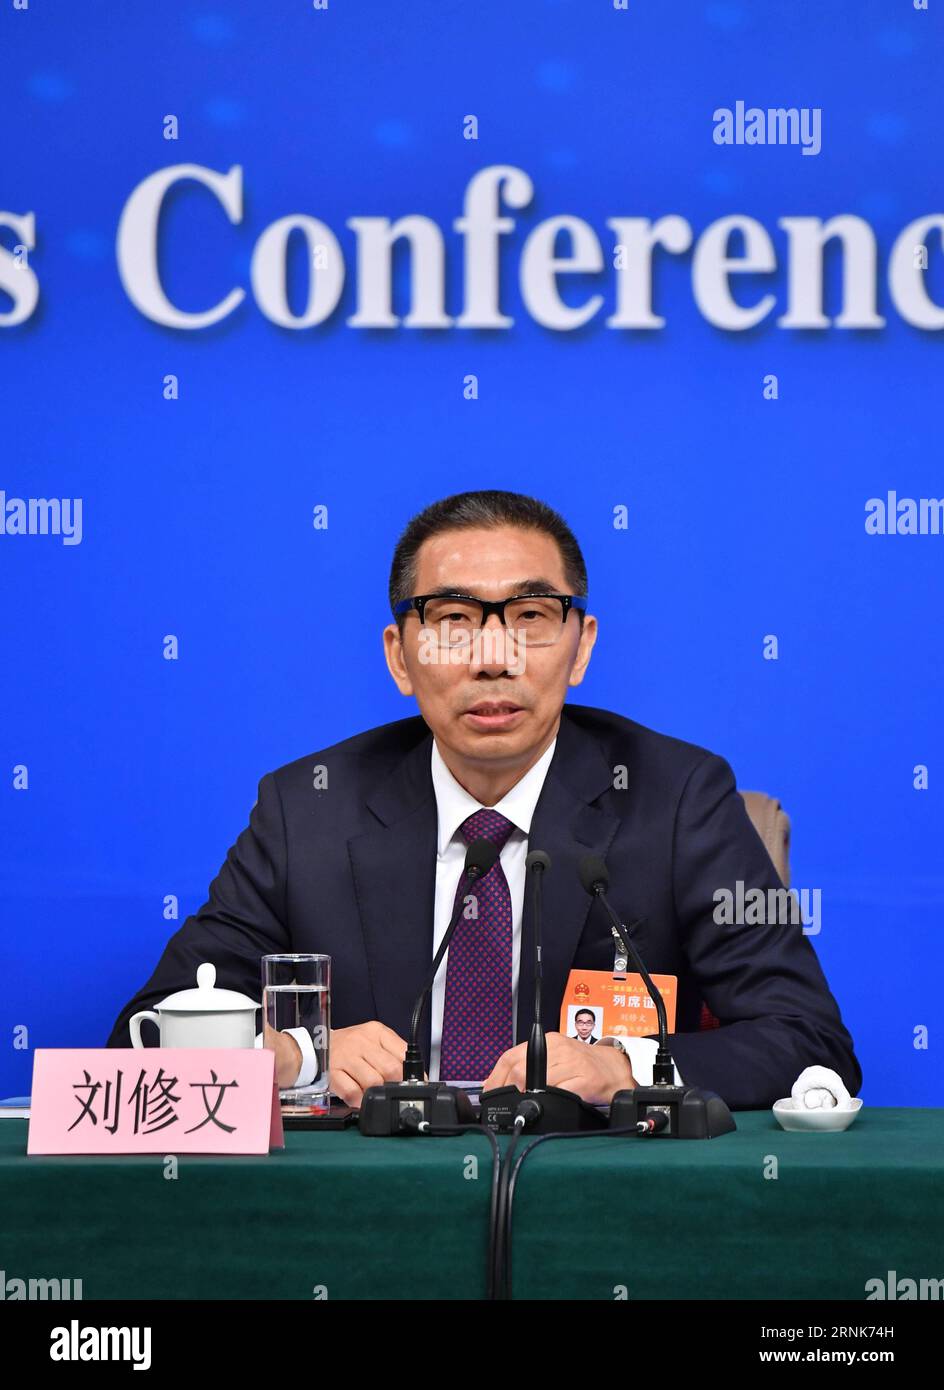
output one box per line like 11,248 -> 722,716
525,862 -> 547,1091
596,888 -> 674,1079
405,864 -> 481,1081
533,863 -> 543,1025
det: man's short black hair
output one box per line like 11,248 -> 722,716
388,489 -> 588,624
574,1008 -> 596,1023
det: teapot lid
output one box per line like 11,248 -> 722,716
158,963 -> 260,1014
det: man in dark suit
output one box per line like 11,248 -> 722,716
107,490 -> 861,1110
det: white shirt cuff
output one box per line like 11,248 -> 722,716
254,1027 -> 319,1088
602,1035 -> 683,1087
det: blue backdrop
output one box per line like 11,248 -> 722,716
2,0 -> 941,1104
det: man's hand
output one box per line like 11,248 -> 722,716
328,1021 -> 410,1107
481,1032 -> 635,1105
263,1023 -> 304,1089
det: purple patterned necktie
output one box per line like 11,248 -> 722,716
438,808 -> 516,1082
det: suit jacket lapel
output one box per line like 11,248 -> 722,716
517,712 -> 621,1044
347,730 -> 438,1051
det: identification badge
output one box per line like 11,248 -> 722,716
560,969 -> 677,1042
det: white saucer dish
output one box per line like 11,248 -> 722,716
773,1096 -> 862,1132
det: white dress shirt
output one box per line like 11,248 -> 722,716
427,734 -> 558,1082
277,734 -> 682,1091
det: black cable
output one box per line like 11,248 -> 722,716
501,1125 -> 643,1299
410,1115 -> 657,1299
491,1122 -> 524,1300
415,1120 -> 503,1301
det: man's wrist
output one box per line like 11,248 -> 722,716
598,1036 -> 636,1091
256,1026 -> 315,1088
601,1035 -> 684,1088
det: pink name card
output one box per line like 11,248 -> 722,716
27,1048 -> 284,1156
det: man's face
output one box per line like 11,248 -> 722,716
575,1013 -> 594,1038
383,525 -> 597,777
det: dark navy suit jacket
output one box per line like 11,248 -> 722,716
106,703 -> 861,1109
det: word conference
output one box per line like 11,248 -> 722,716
1,164 -> 942,331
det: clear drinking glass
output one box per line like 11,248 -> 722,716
261,954 -> 331,1112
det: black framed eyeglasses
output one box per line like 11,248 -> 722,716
392,592 -> 588,649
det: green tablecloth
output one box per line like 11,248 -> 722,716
1,1108 -> 941,1300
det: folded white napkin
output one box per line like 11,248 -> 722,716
791,1065 -> 852,1109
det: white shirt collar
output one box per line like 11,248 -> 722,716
430,735 -> 558,855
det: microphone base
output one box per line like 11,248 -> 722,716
358,1081 -> 476,1136
609,1084 -> 736,1139
479,1084 -> 609,1134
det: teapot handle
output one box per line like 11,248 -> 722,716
129,1010 -> 161,1048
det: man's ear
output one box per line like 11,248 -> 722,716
383,622 -> 415,696
567,613 -> 598,688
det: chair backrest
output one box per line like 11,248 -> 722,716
697,789 -> 792,1032
740,790 -> 791,887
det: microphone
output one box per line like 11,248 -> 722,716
478,850 -> 607,1135
578,855 -> 675,1082
578,854 -> 736,1140
404,837 -> 499,1081
524,850 -> 550,1092
359,838 -> 499,1136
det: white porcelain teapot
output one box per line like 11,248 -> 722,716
129,963 -> 260,1050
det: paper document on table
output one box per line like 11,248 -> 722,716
439,1080 -> 482,1101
